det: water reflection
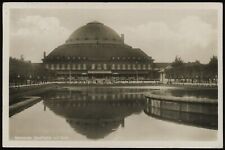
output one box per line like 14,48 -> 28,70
41,87 -> 217,139
43,88 -> 146,139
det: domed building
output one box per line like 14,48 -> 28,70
42,21 -> 159,83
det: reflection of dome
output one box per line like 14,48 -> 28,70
43,96 -> 146,139
66,21 -> 123,44
66,118 -> 122,139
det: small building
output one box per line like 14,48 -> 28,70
154,63 -> 171,83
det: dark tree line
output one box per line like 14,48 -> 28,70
165,56 -> 218,83
9,57 -> 55,85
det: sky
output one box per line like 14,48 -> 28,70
8,3 -> 220,63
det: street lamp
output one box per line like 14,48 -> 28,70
136,61 -> 138,82
37,76 -> 40,84
29,75 -> 32,85
17,74 -> 20,86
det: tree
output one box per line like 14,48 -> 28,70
171,56 -> 184,68
206,56 -> 218,83
170,56 -> 184,82
9,57 -> 50,85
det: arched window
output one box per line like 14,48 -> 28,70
143,64 -> 146,70
117,64 -> 121,70
67,64 -> 70,70
56,64 -> 60,70
92,64 -> 95,70
61,64 -> 65,70
111,64 -> 115,70
132,64 -> 136,70
122,64 -> 126,70
103,64 -> 107,70
78,64 -> 81,70
127,64 -> 131,70
83,64 -> 87,70
148,64 -> 151,70
137,64 -> 141,70
97,64 -> 102,70
72,64 -> 76,70
51,64 -> 54,70
45,64 -> 49,69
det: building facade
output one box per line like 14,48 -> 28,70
42,21 -> 159,83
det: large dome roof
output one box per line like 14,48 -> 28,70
65,21 -> 123,44
44,21 -> 153,62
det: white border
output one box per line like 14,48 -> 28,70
2,2 -> 223,148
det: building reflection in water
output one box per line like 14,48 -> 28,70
42,88 -> 217,139
144,98 -> 218,130
42,89 -> 146,139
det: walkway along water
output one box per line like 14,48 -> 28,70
9,96 -> 41,117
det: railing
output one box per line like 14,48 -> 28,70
9,82 -> 56,89
166,82 -> 218,88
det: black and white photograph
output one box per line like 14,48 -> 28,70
2,2 -> 223,148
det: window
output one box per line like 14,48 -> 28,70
61,64 -> 65,70
148,64 -> 151,70
92,64 -> 95,70
45,64 -> 49,69
51,64 -> 54,70
72,64 -> 76,70
67,64 -> 70,70
132,64 -> 136,70
103,64 -> 107,70
78,64 -> 81,70
117,64 -> 121,70
122,64 -> 126,70
127,64 -> 131,70
111,64 -> 115,70
97,64 -> 102,70
137,64 -> 141,70
143,64 -> 146,70
83,64 -> 87,70
56,64 -> 60,70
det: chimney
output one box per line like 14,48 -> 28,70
44,51 -> 46,58
121,34 -> 124,43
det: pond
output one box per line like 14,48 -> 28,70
9,86 -> 218,141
